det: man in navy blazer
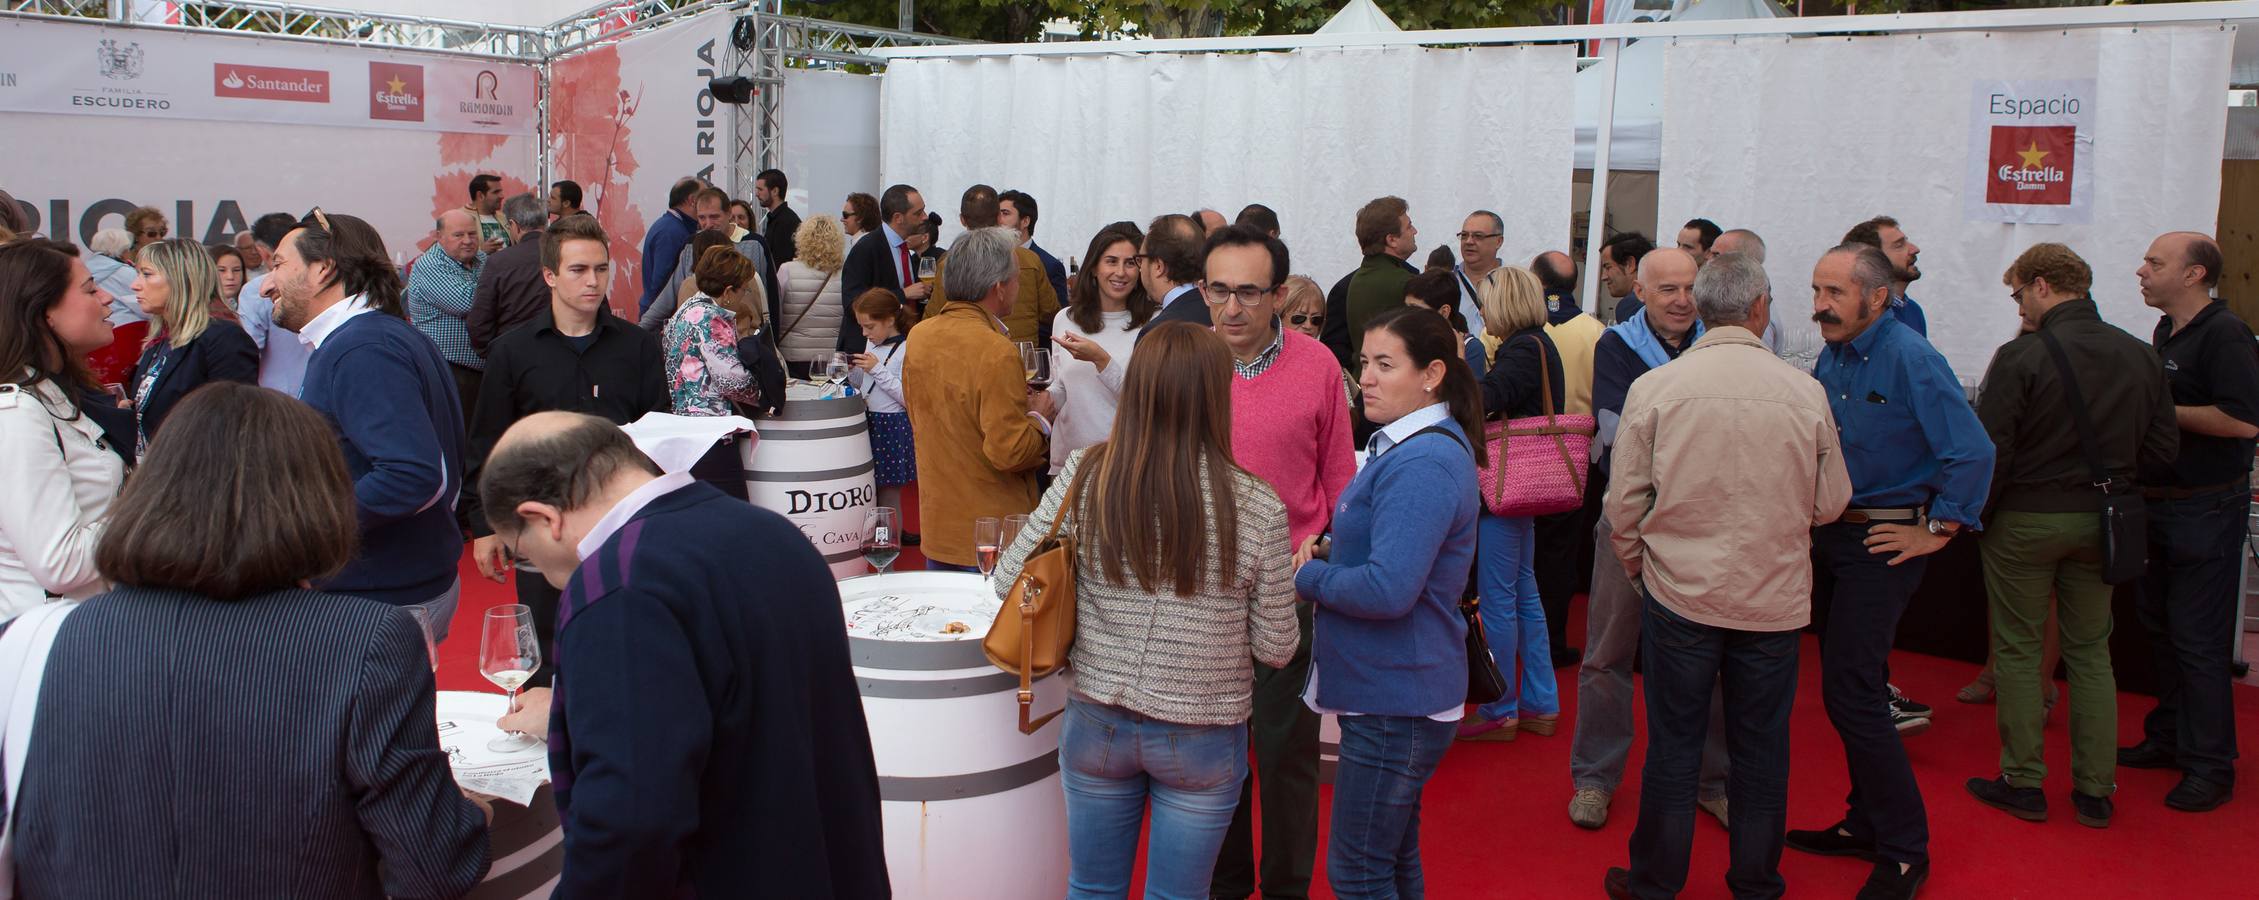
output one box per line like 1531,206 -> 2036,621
839,183 -> 930,352
485,412 -> 888,899
1001,189 -> 1070,339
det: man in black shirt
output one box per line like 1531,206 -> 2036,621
1966,243 -> 2177,828
754,168 -> 800,268
466,213 -> 670,689
2120,231 -> 2259,813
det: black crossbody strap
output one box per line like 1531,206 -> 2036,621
1405,424 -> 1472,458
2036,330 -> 2115,490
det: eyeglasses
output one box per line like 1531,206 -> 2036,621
138,229 -> 166,239
2009,282 -> 2030,301
1289,312 -> 1324,327
1456,231 -> 1501,241
1202,283 -> 1276,307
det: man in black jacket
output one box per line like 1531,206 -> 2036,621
1137,213 -> 1210,337
466,214 -> 670,688
839,183 -> 928,352
1964,243 -> 2176,829
755,168 -> 800,267
468,194 -> 554,355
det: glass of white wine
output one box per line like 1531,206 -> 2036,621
479,604 -> 542,753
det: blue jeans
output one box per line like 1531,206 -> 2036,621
924,559 -> 979,573
1628,593 -> 1798,900
1475,513 -> 1557,721
1060,697 -> 1248,900
2138,488 -> 2247,785
1329,714 -> 1456,900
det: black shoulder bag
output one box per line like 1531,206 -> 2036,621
1404,424 -> 1510,706
2037,331 -> 2149,584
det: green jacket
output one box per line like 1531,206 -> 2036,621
1345,252 -> 1416,364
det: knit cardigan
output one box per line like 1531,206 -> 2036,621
1230,329 -> 1357,544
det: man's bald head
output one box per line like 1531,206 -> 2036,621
1531,251 -> 1577,296
435,208 -> 481,264
1638,247 -> 1699,288
1712,229 -> 1766,263
479,412 -> 660,534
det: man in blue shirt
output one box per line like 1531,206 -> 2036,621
1842,215 -> 1929,336
233,212 -> 314,396
635,177 -> 701,316
1786,243 -> 1992,900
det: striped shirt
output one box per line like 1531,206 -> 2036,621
407,244 -> 485,370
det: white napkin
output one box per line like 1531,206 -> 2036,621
620,412 -> 758,475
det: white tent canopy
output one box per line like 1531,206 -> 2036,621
1317,0 -> 1402,34
1574,0 -> 1787,169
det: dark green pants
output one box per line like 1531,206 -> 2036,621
1211,602 -> 1319,899
1979,510 -> 2117,797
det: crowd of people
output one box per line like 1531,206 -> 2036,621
0,165 -> 2251,900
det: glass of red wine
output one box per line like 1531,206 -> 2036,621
863,507 -> 901,575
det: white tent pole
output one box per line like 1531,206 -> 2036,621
1581,36 -> 1620,313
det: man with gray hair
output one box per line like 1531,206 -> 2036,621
1716,228 -> 1824,373
1787,243 -> 1992,900
408,208 -> 487,425
1602,253 -> 1851,900
467,192 -> 553,354
903,226 -> 1056,572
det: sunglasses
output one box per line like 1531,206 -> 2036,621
1289,313 -> 1324,327
138,230 -> 166,238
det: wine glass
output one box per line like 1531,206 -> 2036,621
1003,513 -> 1030,552
406,606 -> 439,674
917,256 -> 937,282
478,604 -> 542,753
973,516 -> 1002,577
824,352 -> 851,386
1023,343 -> 1052,389
863,507 -> 902,575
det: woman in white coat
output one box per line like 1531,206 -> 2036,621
774,214 -> 845,379
0,237 -> 127,615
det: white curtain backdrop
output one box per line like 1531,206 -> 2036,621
1657,26 -> 2234,377
881,45 -> 1577,289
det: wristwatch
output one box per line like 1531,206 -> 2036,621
1926,518 -> 1960,537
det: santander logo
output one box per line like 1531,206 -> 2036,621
212,63 -> 330,103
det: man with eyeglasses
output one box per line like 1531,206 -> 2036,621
1205,224 -> 1356,900
1453,211 -> 1502,339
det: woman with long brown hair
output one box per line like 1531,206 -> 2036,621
126,238 -> 257,453
1044,221 -> 1152,474
0,237 -> 124,615
991,321 -> 1297,899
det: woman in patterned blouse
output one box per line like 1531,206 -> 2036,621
664,244 -> 768,500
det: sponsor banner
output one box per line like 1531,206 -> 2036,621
1964,79 -> 2095,224
551,11 -> 736,316
0,16 -> 536,135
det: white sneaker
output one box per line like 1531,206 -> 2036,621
1570,787 -> 1611,829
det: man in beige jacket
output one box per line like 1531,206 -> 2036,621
1601,253 -> 1851,900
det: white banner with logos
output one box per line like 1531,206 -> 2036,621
1965,80 -> 2096,225
0,111 -> 539,266
550,10 -> 737,316
1657,26 -> 2231,377
0,16 -> 538,135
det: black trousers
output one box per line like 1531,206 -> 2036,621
688,434 -> 751,502
1532,462 -> 1604,655
1810,522 -> 1930,866
2137,487 -> 2248,785
515,567 -> 562,688
1211,602 -> 1320,900
447,363 -> 481,433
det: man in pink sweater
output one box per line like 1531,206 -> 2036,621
1205,224 -> 1356,900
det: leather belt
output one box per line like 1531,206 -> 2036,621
1840,506 -> 1922,525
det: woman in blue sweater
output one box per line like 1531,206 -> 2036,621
1294,307 -> 1483,899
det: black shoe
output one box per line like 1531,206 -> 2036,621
1553,646 -> 1584,668
2165,774 -> 2233,812
1964,775 -> 2046,822
2117,741 -> 2177,770
1604,866 -> 1635,900
1785,821 -> 1879,861
903,532 -> 922,546
1888,684 -> 1932,717
2071,791 -> 2112,828
1856,860 -> 1929,900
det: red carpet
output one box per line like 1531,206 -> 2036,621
436,491 -> 2258,897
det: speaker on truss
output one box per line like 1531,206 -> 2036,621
710,75 -> 757,105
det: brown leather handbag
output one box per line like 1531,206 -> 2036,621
982,458 -> 1093,734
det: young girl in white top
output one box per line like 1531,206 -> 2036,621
850,288 -> 915,517
1047,223 -> 1155,473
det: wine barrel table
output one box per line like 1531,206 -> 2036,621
436,691 -> 562,899
840,571 -> 1070,899
748,382 -> 878,580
